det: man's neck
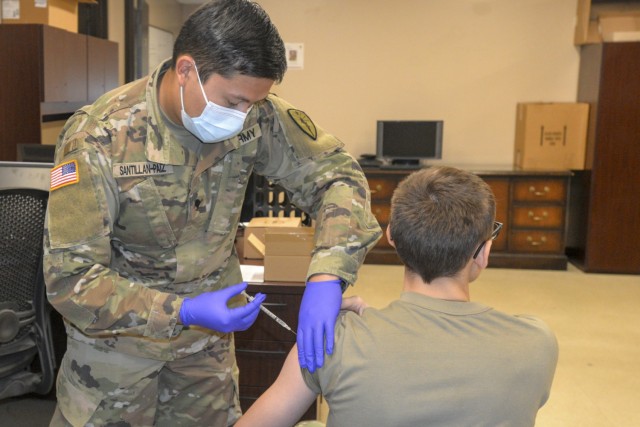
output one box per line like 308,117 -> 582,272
158,69 -> 181,125
402,269 -> 470,302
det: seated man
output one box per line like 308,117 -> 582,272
237,166 -> 558,427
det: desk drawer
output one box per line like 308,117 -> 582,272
235,292 -> 300,343
510,230 -> 563,253
368,176 -> 403,200
512,206 -> 564,228
484,178 -> 510,220
513,179 -> 566,202
239,386 -> 263,412
371,202 -> 391,225
236,339 -> 291,387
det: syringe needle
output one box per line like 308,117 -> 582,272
242,290 -> 297,335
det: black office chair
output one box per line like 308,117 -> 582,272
0,188 -> 56,400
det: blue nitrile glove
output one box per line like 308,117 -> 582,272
180,282 -> 266,333
297,279 -> 343,372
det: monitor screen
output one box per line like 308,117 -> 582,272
376,120 -> 443,166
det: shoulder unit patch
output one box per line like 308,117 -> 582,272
287,109 -> 317,140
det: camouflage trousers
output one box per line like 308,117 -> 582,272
49,334 -> 242,427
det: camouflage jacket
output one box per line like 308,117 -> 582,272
43,60 -> 381,361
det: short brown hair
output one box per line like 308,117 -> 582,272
389,166 -> 495,282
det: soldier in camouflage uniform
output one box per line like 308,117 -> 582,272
43,1 -> 381,426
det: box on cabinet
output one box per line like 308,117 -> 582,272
513,102 -> 589,170
264,227 -> 315,282
0,0 -> 90,33
574,0 -> 640,44
243,217 -> 302,260
599,13 -> 640,42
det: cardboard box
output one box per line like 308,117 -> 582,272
599,14 -> 640,42
264,227 -> 315,282
264,227 -> 315,256
264,255 -> 312,282
513,103 -> 589,170
574,0 -> 640,45
0,0 -> 90,33
243,217 -> 301,260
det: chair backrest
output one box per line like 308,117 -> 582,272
0,189 -> 48,315
0,188 -> 56,399
243,174 -> 312,226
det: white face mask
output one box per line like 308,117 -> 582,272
180,63 -> 248,143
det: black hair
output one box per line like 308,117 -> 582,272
172,0 -> 287,83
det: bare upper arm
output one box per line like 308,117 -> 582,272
236,345 -> 318,427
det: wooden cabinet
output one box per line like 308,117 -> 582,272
363,167 -> 571,270
88,36 -> 119,102
506,177 -> 567,263
0,24 -> 119,161
42,25 -> 88,103
570,42 -> 640,274
235,281 -> 317,422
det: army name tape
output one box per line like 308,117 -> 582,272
113,162 -> 174,178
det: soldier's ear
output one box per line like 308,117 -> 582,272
175,56 -> 195,86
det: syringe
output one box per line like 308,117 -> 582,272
242,290 -> 297,336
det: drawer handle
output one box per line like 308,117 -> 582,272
526,235 -> 547,246
527,210 -> 548,221
370,184 -> 383,194
236,348 -> 288,355
529,185 -> 550,197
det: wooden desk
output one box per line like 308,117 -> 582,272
363,166 -> 572,270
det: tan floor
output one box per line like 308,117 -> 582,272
313,263 -> 640,426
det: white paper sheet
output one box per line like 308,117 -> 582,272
240,264 -> 264,283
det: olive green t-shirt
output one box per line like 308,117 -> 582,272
303,292 -> 558,427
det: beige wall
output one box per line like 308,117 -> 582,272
108,0 -> 126,86
110,0 -> 581,166
259,0 -> 581,165
108,0 -> 184,86
148,0 -> 184,37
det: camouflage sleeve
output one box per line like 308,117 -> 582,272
43,112 -> 182,339
253,96 -> 382,286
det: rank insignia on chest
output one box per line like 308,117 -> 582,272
113,162 -> 174,178
287,109 -> 317,140
50,160 -> 79,191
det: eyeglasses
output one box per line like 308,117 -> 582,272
472,221 -> 503,259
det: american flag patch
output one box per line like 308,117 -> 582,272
50,160 -> 79,191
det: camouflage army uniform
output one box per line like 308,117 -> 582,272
43,60 -> 381,426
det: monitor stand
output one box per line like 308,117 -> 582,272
384,159 -> 421,169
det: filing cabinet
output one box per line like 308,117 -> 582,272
363,167 -> 571,270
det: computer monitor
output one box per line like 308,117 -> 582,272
376,120 -> 443,168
